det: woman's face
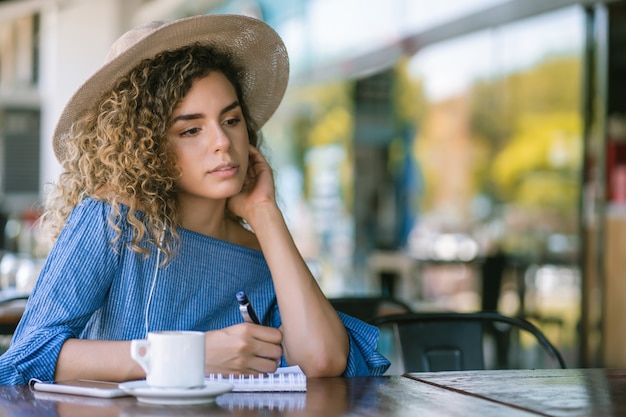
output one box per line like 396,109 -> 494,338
167,71 -> 250,202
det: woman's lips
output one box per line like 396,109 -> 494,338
209,164 -> 238,178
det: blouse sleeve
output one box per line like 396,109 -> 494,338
336,312 -> 390,376
0,199 -> 120,384
270,304 -> 390,377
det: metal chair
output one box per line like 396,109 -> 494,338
329,296 -> 413,323
370,311 -> 567,372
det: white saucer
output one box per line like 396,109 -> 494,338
119,380 -> 233,405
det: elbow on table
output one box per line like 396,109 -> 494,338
301,351 -> 348,378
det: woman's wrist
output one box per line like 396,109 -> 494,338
244,202 -> 283,231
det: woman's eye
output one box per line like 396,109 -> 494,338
224,117 -> 241,126
180,127 -> 201,136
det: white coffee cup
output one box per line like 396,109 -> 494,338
130,330 -> 205,389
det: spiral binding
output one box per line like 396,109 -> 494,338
206,371 -> 307,392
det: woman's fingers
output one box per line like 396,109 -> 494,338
204,324 -> 283,375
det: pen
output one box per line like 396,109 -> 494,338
236,291 -> 261,324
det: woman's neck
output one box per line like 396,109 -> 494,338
177,196 -> 230,239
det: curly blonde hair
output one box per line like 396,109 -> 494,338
41,44 -> 260,263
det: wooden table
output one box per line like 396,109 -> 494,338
0,375 -> 535,417
0,369 -> 623,416
407,368 -> 626,416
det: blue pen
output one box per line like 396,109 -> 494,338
236,291 -> 260,324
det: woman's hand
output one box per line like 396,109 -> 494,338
227,145 -> 277,222
203,323 -> 283,376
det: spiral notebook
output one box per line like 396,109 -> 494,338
206,366 -> 307,392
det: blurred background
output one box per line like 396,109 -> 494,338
0,0 -> 625,370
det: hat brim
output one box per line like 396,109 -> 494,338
52,14 -> 289,161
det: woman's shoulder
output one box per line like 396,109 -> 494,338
68,197 -> 126,219
69,197 -> 108,217
63,197 -> 133,240
228,221 -> 261,251
52,198 -> 125,255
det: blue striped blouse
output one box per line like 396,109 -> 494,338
0,198 -> 390,384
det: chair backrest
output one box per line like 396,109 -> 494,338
329,296 -> 412,323
370,311 -> 567,372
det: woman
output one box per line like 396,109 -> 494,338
0,14 -> 389,384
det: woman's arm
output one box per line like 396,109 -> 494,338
55,339 -> 143,382
250,205 -> 349,376
56,322 -> 285,382
0,199 -> 124,384
229,147 -> 349,377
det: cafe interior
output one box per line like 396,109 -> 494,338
1,0 -> 626,415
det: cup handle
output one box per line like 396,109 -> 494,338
130,339 -> 151,375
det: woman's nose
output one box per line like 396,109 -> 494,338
210,125 -> 231,152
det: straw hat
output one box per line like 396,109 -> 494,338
52,14 -> 289,161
